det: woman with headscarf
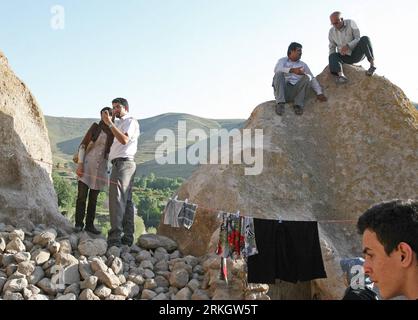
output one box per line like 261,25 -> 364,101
74,107 -> 114,234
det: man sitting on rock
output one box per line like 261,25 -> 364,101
357,199 -> 418,300
329,11 -> 376,84
272,42 -> 327,116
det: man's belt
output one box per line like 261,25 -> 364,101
111,157 -> 134,165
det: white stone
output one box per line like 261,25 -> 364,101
95,270 -> 121,289
79,288 -> 100,300
94,285 -> 111,299
31,249 -> 50,265
110,257 -> 123,275
78,238 -> 107,257
55,293 -> 77,300
3,278 -> 28,292
113,281 -> 139,299
5,238 -> 26,253
80,276 -> 98,291
14,252 -> 31,263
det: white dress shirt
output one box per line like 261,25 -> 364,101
274,57 -> 323,95
329,19 -> 361,56
108,114 -> 140,162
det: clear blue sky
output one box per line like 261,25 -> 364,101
1,0 -> 417,120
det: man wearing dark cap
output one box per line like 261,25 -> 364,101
101,97 -> 140,247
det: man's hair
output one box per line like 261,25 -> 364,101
357,200 -> 418,256
330,11 -> 342,19
287,42 -> 302,57
112,97 -> 129,112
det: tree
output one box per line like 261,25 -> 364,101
138,196 -> 161,227
148,172 -> 156,183
52,173 -> 76,209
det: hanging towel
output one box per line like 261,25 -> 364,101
247,219 -> 327,284
241,216 -> 258,259
178,202 -> 198,229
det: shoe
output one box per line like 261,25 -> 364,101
293,105 -> 304,115
84,225 -> 101,235
335,75 -> 348,84
121,237 -> 133,247
275,103 -> 285,116
74,225 -> 84,233
366,66 -> 376,76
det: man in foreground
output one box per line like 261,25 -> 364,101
357,200 -> 418,300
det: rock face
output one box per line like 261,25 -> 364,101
158,65 -> 418,299
0,50 -> 69,230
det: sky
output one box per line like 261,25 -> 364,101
1,0 -> 417,120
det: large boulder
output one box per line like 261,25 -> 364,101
158,65 -> 418,299
0,50 -> 70,230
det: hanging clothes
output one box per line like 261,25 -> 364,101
178,202 -> 198,229
216,213 -> 258,283
247,219 -> 327,284
241,216 -> 259,259
163,197 -> 184,228
216,212 -> 244,259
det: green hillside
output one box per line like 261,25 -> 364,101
45,113 -> 245,179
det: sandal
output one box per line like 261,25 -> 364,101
366,66 -> 376,76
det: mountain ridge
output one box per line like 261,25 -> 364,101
45,113 -> 245,178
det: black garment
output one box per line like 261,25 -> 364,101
247,219 -> 327,284
75,180 -> 100,229
342,287 -> 378,300
329,36 -> 374,75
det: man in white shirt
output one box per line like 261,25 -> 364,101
273,42 -> 327,116
329,11 -> 376,84
101,97 -> 140,247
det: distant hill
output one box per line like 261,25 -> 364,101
45,113 -> 245,178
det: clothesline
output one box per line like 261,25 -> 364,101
23,154 -> 356,226
167,195 -> 358,225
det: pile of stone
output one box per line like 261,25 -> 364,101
0,223 -> 213,300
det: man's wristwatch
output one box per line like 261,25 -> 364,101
108,123 -> 114,129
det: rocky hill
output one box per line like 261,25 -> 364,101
159,65 -> 418,299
